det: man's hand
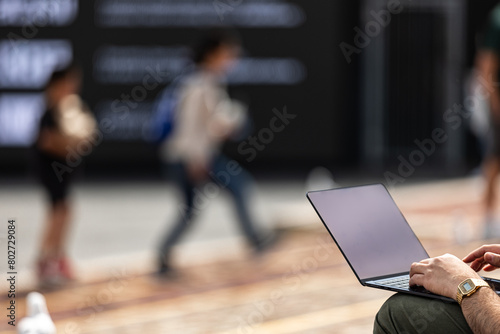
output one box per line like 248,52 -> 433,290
463,244 -> 500,272
409,254 -> 481,300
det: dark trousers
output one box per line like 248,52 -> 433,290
373,293 -> 473,334
158,155 -> 262,262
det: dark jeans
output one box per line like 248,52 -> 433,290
373,293 -> 473,334
158,155 -> 262,262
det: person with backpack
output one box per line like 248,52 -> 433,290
153,29 -> 276,277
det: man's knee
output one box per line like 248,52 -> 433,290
374,294 -> 413,334
374,293 -> 471,334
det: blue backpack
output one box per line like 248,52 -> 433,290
148,75 -> 185,144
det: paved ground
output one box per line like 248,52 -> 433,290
2,176 -> 500,333
0,178 -> 316,286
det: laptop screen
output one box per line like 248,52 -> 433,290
307,184 -> 429,281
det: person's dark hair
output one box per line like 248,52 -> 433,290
192,29 -> 241,64
47,61 -> 81,88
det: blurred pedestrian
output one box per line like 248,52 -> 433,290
476,3 -> 500,238
155,29 -> 276,277
35,62 -> 95,287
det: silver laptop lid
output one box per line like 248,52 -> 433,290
307,184 -> 429,281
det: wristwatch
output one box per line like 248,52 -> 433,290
456,278 -> 490,305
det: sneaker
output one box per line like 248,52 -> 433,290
254,230 -> 282,254
58,257 -> 75,281
37,258 -> 62,288
156,257 -> 178,280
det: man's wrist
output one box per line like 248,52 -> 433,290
456,278 -> 491,305
460,285 -> 497,309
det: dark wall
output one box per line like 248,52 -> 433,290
0,0 -> 361,178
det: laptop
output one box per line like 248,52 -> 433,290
306,183 -> 500,302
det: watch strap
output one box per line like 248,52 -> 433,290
457,278 -> 490,305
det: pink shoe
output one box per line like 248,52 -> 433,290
37,258 -> 62,288
58,257 -> 75,281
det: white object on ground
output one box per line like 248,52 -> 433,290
17,292 -> 56,334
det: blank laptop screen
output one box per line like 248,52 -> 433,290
308,184 -> 429,281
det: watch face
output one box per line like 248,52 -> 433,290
459,279 -> 475,294
463,282 -> 473,292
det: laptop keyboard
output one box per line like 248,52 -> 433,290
368,275 -> 410,289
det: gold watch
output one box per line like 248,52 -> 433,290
456,278 -> 490,305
